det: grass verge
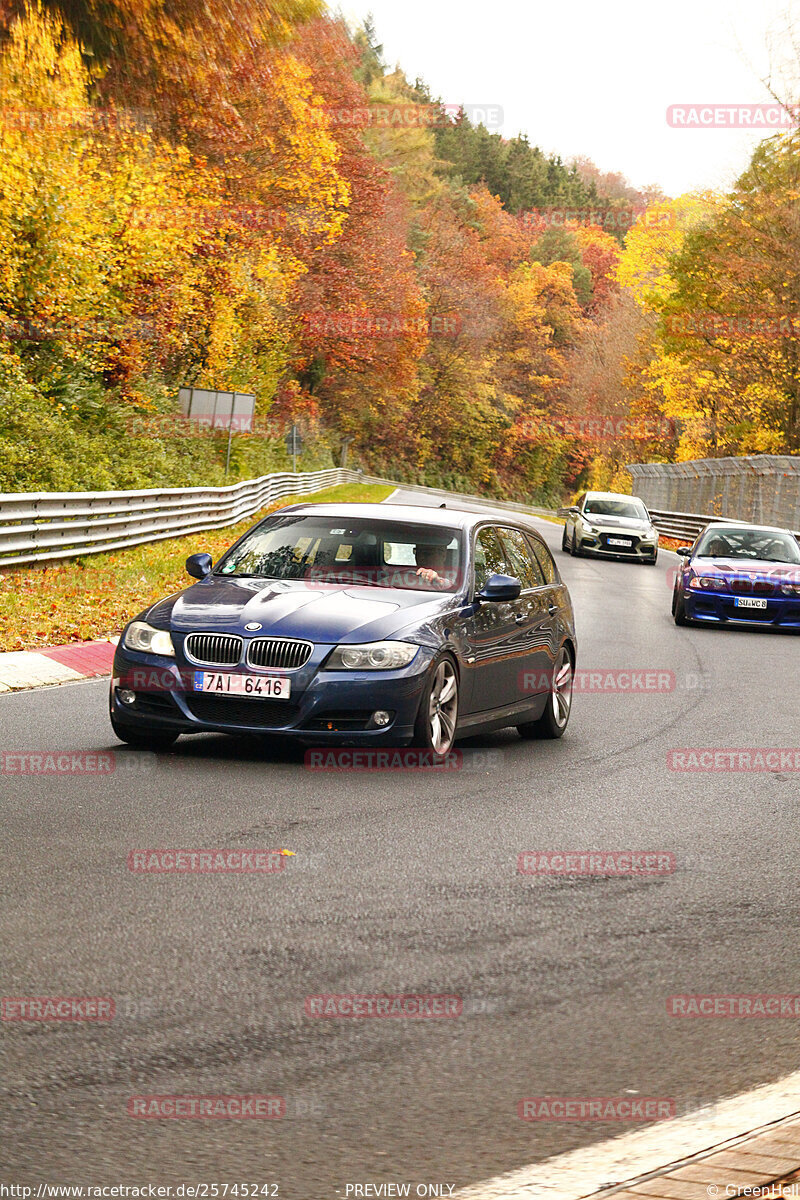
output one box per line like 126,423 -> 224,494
0,482 -> 394,652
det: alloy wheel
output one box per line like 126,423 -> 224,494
428,659 -> 458,755
551,647 -> 573,728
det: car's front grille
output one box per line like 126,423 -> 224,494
185,633 -> 243,666
728,580 -> 775,596
185,695 -> 299,728
246,637 -> 313,670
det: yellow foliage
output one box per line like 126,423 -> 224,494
616,193 -> 719,308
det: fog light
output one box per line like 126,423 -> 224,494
372,710 -> 391,727
118,689 -> 136,706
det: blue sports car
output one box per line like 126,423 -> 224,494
110,503 -> 576,756
672,521 -> 800,629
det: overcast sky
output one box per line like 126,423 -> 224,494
341,0 -> 799,197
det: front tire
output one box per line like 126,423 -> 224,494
111,716 -> 179,750
413,655 -> 459,758
517,646 -> 573,740
673,591 -> 689,626
561,524 -> 569,552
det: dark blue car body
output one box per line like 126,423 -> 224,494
110,503 -> 576,747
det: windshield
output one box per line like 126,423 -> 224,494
215,515 -> 463,591
695,526 -> 800,564
583,497 -> 648,520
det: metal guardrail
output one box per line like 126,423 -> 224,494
648,509 -> 743,542
0,468 -> 361,566
10,465 -> 789,569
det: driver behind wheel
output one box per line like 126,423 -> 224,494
705,535 -> 730,557
413,540 -> 454,589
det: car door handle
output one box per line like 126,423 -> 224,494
548,604 -> 558,615
514,612 -> 526,624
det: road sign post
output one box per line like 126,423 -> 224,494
285,424 -> 303,472
178,388 -> 256,478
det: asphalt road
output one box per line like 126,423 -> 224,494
3,489 -> 800,1196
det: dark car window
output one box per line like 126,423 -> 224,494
528,536 -> 557,584
498,527 -> 544,589
215,515 -> 463,591
695,526 -> 800,563
583,496 -> 648,520
473,527 -> 507,592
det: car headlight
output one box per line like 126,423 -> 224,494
780,582 -> 800,596
690,575 -> 728,591
124,621 -> 175,656
325,641 -> 419,670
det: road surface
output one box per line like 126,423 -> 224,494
2,489 -> 799,1195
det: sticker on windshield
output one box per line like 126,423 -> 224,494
330,528 -> 345,534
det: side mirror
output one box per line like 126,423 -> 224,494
568,506 -> 581,515
676,547 -> 692,557
477,573 -> 521,602
186,552 -> 213,579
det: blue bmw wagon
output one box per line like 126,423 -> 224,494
110,503 -> 577,756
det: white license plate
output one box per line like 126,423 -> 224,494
194,672 -> 291,698
734,597 -> 768,610
607,537 -> 632,547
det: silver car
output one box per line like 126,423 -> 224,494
562,491 -> 659,564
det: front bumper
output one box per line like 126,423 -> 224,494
576,528 -> 657,561
683,591 -> 800,628
110,644 -> 434,744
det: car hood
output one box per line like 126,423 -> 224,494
691,557 -> 800,578
146,576 -> 456,644
583,514 -> 651,531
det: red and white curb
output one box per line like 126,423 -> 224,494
0,638 -> 117,693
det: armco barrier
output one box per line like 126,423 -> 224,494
0,469 -> 360,566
